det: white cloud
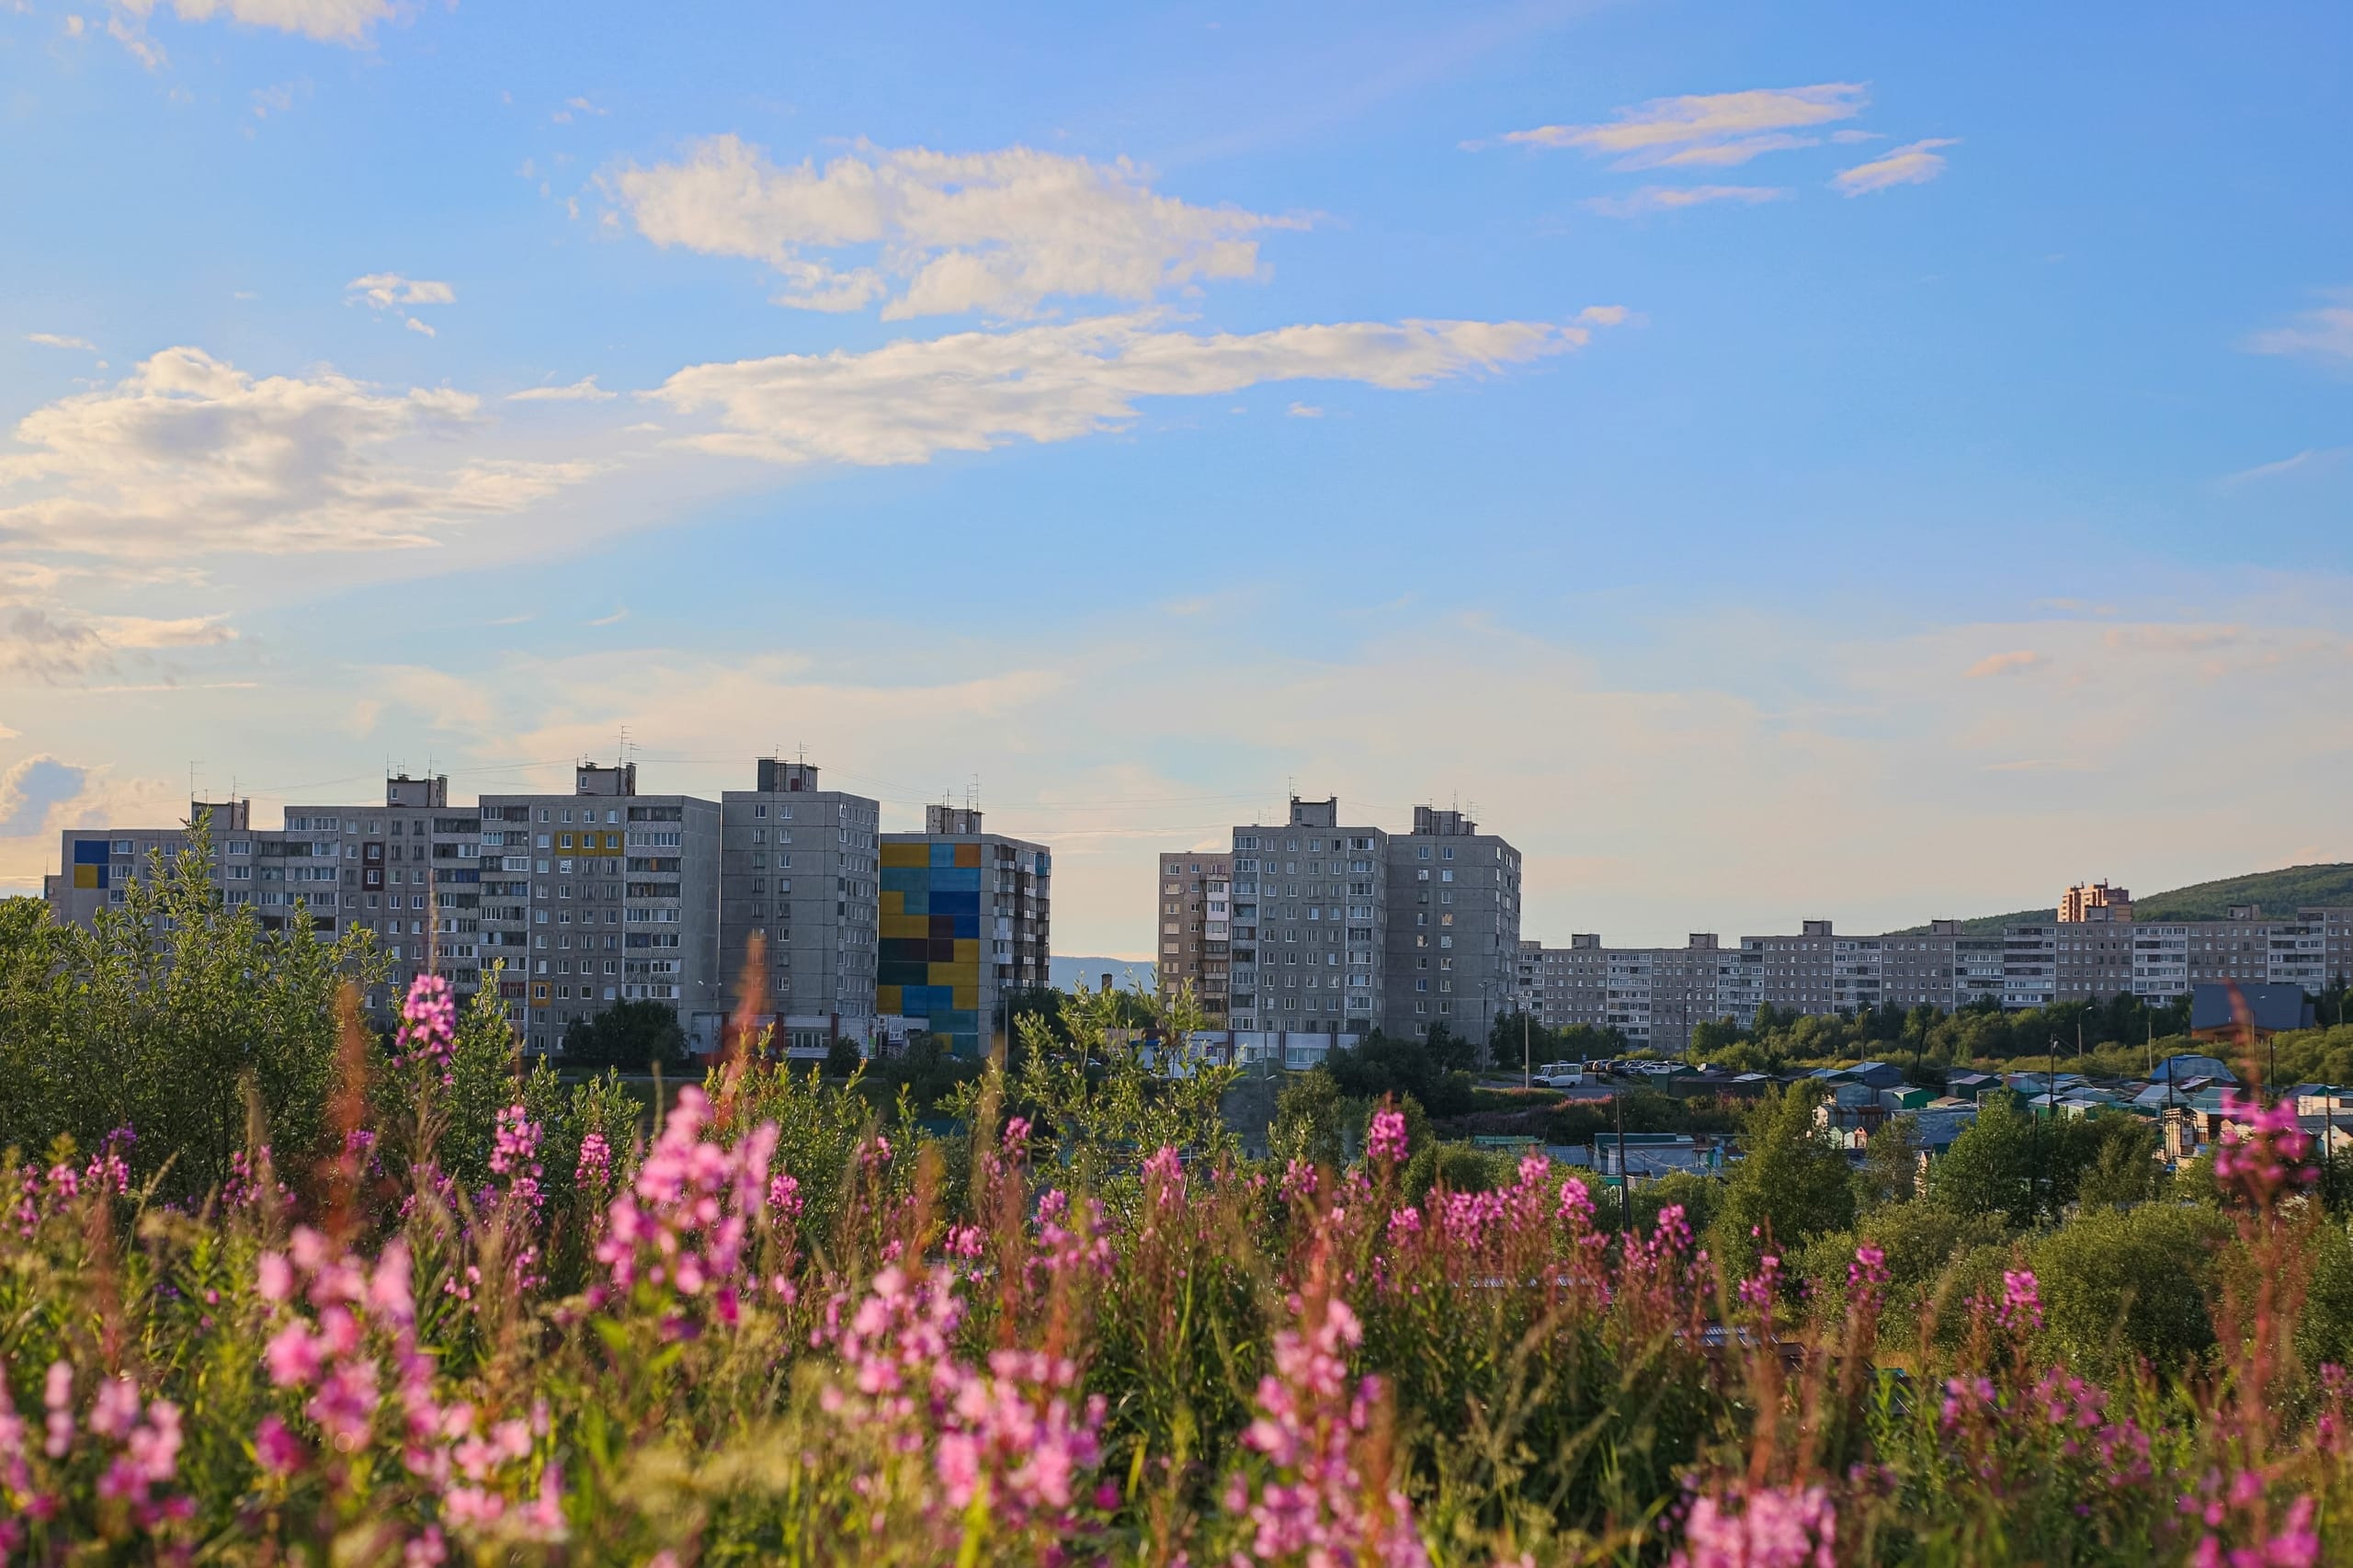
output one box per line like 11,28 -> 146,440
403,315 -> 436,338
2244,295 -> 2353,364
0,347 -> 597,559
2220,447 -> 2347,485
1832,138 -> 1958,195
112,0 -> 398,45
507,376 -> 618,403
348,273 -> 455,310
605,135 -> 1297,320
1963,649 -> 2046,678
0,608 -> 235,681
1286,402 -> 1324,418
1585,185 -> 1789,217
646,311 -> 1610,466
552,95 -> 607,123
26,334 -> 98,352
1488,84 -> 1867,168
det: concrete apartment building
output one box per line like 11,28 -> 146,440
1155,850 -> 1234,1021
1382,806 -> 1524,1040
1227,797 -> 1391,1038
2061,880 -> 2133,923
478,764 -> 726,1055
879,805 -> 1050,1061
1514,896 -> 2353,1056
719,759 -> 882,1034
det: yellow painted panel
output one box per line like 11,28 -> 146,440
882,915 -> 929,939
877,985 -> 903,1013
881,843 -> 927,868
881,890 -> 903,915
928,961 -> 977,986
953,938 -> 979,964
952,985 -> 978,1010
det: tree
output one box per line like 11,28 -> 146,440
1709,1084 -> 1856,1272
824,1036 -> 864,1078
1859,1114 -> 1921,1210
561,999 -> 689,1073
1269,1066 -> 1344,1168
2074,1115 -> 2161,1209
0,823 -> 386,1202
1929,1092 -> 2035,1227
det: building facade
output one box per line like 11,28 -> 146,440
720,759 -> 882,1034
879,805 -> 1050,1060
478,764 -> 726,1055
1382,807 -> 1523,1043
1228,797 -> 1387,1038
1155,850 -> 1234,1021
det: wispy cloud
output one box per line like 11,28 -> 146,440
26,334 -> 97,352
113,0 -> 400,45
1964,649 -> 2045,678
507,376 -> 618,403
647,311 -> 1620,466
605,136 -> 1303,320
587,607 -> 630,626
552,95 -> 608,123
1585,184 -> 1789,218
2220,447 -> 2347,486
2243,293 -> 2353,363
1286,402 -> 1324,418
347,274 -> 455,310
1483,84 -> 1868,168
1832,138 -> 1958,195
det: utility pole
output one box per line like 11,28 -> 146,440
1522,1009 -> 1531,1091
1614,1074 -> 1630,1230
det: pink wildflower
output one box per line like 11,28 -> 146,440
1367,1109 -> 1409,1166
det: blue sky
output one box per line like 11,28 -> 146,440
1,0 -> 2348,956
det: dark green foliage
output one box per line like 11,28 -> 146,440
0,827 -> 386,1201
2027,1203 -> 2230,1379
1708,1083 -> 1856,1271
823,1036 -> 863,1078
1326,1029 -> 1476,1117
1269,1064 -> 1344,1167
561,998 -> 690,1072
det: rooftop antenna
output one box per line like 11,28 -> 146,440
797,740 -> 808,766
966,773 -> 979,812
618,725 -> 630,767
188,760 -> 201,800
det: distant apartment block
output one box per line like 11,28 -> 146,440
1156,850 -> 1233,1020
43,757 -> 924,1061
1383,807 -> 1523,1040
2060,880 -> 2132,923
1513,900 -> 2353,1056
477,763 -> 724,1055
1222,797 -> 1521,1042
720,759 -> 881,1032
879,805 -> 1050,1061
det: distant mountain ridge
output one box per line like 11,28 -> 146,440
1050,955 -> 1157,994
1899,863 -> 2353,937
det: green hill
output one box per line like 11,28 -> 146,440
1904,863 -> 2353,937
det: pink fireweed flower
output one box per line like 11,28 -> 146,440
254,1413 -> 304,1475
1737,1255 -> 1782,1312
593,1086 -> 779,1323
1142,1144 -> 1186,1207
1670,1483 -> 1836,1568
1226,1282 -> 1428,1568
767,1171 -> 803,1220
488,1104 -> 545,1219
2213,1091 -> 2316,1203
574,1131 -> 613,1193
1001,1115 -> 1032,1153
1367,1109 -> 1409,1166
1848,1244 -> 1890,1301
393,972 -> 458,1083
42,1361 -> 74,1458
1999,1269 -> 2043,1333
